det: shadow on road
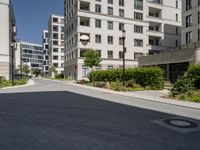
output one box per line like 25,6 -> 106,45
0,91 -> 199,150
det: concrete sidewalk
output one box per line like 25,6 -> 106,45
69,83 -> 200,110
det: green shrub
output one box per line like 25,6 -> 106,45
94,82 -> 106,88
185,65 -> 200,79
55,74 -> 64,79
193,76 -> 200,89
90,67 -> 164,90
171,77 -> 194,96
111,80 -> 127,91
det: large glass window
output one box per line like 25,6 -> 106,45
134,0 -> 143,10
82,66 -> 89,78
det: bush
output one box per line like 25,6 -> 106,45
193,76 -> 200,89
94,82 -> 106,88
185,65 -> 200,79
55,74 -> 64,79
171,77 -> 194,96
111,80 -> 127,91
89,67 -> 164,90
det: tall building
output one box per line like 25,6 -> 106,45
0,0 -> 17,79
64,0 -> 182,80
48,14 -> 65,77
42,30 -> 49,76
20,41 -> 43,71
182,0 -> 200,44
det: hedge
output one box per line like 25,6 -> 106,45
185,65 -> 200,89
89,67 -> 164,90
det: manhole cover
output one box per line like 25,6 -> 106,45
164,119 -> 198,129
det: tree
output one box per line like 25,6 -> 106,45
84,49 -> 101,82
31,69 -> 41,77
19,64 -> 30,75
49,66 -> 57,77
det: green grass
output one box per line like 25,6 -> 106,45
0,77 -> 28,89
169,90 -> 200,103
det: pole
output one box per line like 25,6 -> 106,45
122,37 -> 125,87
11,44 -> 14,86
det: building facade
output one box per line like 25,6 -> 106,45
42,30 -> 49,76
182,0 -> 200,44
20,41 -> 43,71
48,14 -> 65,77
64,0 -> 182,80
0,0 -> 17,79
139,0 -> 200,83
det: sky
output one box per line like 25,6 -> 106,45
13,0 -> 64,44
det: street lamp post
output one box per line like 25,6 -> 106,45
122,30 -> 126,87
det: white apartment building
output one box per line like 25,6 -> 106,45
0,0 -> 17,79
42,30 -> 49,76
64,0 -> 182,80
182,0 -> 200,44
48,14 -> 65,77
20,41 -> 43,71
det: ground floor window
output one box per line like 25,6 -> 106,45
82,66 -> 89,78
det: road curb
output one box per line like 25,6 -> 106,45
68,83 -> 200,110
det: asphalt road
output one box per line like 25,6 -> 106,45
0,79 -> 199,150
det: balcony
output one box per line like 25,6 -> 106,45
80,1 -> 90,11
148,7 -> 162,19
148,0 -> 163,4
80,17 -> 90,27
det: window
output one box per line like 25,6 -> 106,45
53,63 -> 58,67
95,19 -> 101,28
96,50 -> 101,57
134,12 -> 143,20
53,33 -> 58,39
107,65 -> 113,70
53,48 -> 58,52
61,56 -> 65,60
119,37 -> 123,45
198,11 -> 200,24
176,40 -> 178,47
53,41 -> 58,45
119,9 -> 124,17
95,4 -> 101,13
108,7 -> 113,15
61,48 -> 65,53
82,66 -> 89,78
95,35 -> 101,43
134,25 -> 143,33
198,29 -> 200,42
176,13 -> 178,21
53,55 -> 58,60
108,21 -> 113,30
186,31 -> 192,44
119,23 -> 124,31
119,0 -> 124,6
186,15 -> 192,27
186,0 -> 192,11
176,0 -> 178,8
108,36 -> 113,44
119,52 -> 123,59
108,0 -> 113,4
134,53 -> 143,60
134,0 -> 143,10
53,25 -> 58,32
134,39 -> 143,47
108,50 -> 113,59
53,17 -> 58,22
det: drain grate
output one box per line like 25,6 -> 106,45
152,117 -> 200,134
164,118 -> 198,129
